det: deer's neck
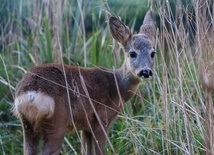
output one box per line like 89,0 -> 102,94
115,60 -> 141,102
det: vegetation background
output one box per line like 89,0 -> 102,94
0,0 -> 213,154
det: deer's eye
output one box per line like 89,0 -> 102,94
129,51 -> 137,58
150,51 -> 156,58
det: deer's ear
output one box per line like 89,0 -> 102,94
109,17 -> 132,46
140,10 -> 155,45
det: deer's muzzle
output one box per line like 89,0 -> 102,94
137,69 -> 153,79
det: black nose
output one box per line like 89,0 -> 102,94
138,69 -> 153,78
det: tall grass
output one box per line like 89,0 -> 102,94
0,0 -> 213,154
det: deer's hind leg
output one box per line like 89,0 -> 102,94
41,125 -> 66,155
21,117 -> 41,155
41,108 -> 69,154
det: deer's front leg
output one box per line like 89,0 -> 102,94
92,127 -> 107,155
81,126 -> 107,155
81,130 -> 94,155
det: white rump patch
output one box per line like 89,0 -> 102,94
14,91 -> 55,123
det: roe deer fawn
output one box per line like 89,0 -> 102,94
13,10 -> 156,155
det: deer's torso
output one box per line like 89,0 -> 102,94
15,63 -> 137,132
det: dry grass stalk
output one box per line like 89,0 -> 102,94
194,0 -> 214,154
52,0 -> 64,63
29,0 -> 64,64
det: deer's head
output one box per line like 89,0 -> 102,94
109,10 -> 156,80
